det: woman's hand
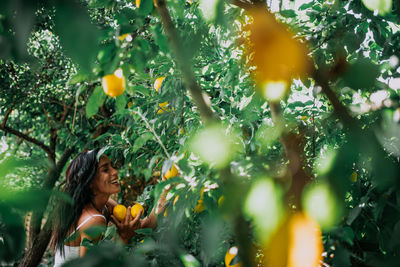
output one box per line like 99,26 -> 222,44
111,206 -> 143,244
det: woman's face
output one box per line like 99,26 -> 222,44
90,155 -> 121,196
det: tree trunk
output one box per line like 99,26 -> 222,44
20,147 -> 74,267
18,217 -> 53,267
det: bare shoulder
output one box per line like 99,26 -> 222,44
77,209 -> 107,231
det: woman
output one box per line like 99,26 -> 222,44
52,149 -> 167,266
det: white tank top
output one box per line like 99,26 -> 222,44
53,214 -> 106,267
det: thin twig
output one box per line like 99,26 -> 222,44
135,109 -> 171,159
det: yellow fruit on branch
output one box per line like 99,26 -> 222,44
113,204 -> 127,222
102,69 -> 125,97
194,199 -> 205,213
165,164 -> 178,179
157,101 -> 169,114
263,212 -> 323,267
154,76 -> 165,92
173,195 -> 179,206
131,203 -> 144,219
225,246 -> 242,267
136,0 -> 140,8
118,33 -> 133,42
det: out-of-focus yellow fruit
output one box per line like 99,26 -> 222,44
351,172 -> 358,182
263,212 -> 323,267
165,164 -> 178,179
243,9 -> 310,100
154,77 -> 165,92
131,203 -> 144,219
225,246 -> 242,267
194,199 -> 205,213
102,69 -> 125,97
113,204 -> 127,222
136,0 -> 140,8
218,195 -> 225,206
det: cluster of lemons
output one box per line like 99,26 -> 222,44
112,203 -> 144,222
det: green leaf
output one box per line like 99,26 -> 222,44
342,58 -> 380,90
115,94 -> 127,113
299,2 -> 314,10
135,228 -> 153,235
138,0 -> 154,16
55,0 -> 101,73
83,225 -> 106,239
88,0 -> 115,9
86,86 -> 106,118
280,10 -> 297,18
361,0 -> 392,15
132,85 -> 150,96
68,72 -> 89,85
180,254 -> 200,267
132,132 -> 154,152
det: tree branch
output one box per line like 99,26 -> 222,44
270,103 -> 310,207
1,105 -> 14,129
154,1 -> 256,265
0,125 -> 54,159
155,0 -> 216,125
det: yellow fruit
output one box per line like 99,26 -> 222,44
113,204 -> 127,222
165,164 -> 178,179
218,195 -> 225,206
351,172 -> 358,182
136,0 -> 140,8
173,195 -> 179,206
194,199 -> 205,213
263,212 -> 323,267
131,203 -> 144,219
118,33 -> 132,42
225,246 -> 242,267
243,9 -> 310,100
154,77 -> 165,92
157,101 -> 169,114
102,69 -> 125,97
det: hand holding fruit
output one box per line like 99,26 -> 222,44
111,204 -> 144,244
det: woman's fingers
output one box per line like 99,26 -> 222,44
129,209 -> 142,228
125,206 -> 132,224
110,215 -> 121,227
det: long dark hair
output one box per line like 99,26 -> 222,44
53,149 -> 100,254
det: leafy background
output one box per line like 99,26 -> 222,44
0,0 -> 399,266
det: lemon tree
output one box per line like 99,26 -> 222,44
1,0 -> 399,266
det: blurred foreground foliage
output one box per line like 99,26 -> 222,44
0,0 -> 400,266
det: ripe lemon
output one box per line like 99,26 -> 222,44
225,246 -> 242,267
102,69 -> 125,97
136,0 -> 140,8
194,199 -> 205,213
165,164 -> 178,179
113,204 -> 127,222
218,195 -> 225,206
131,203 -> 144,219
157,101 -> 169,114
351,171 -> 358,182
154,77 -> 165,92
263,212 -> 323,267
